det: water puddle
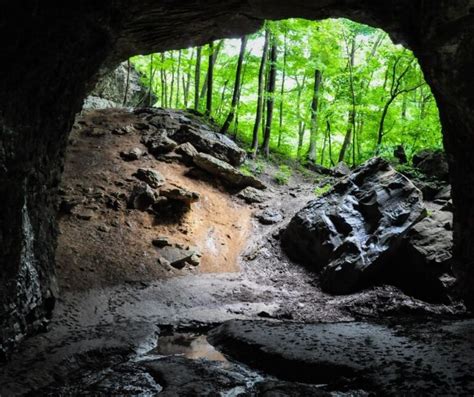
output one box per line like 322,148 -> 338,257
151,332 -> 229,364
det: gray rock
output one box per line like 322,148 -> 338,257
83,61 -> 153,109
133,168 -> 165,188
171,124 -> 246,166
257,208 -> 283,225
208,319 -> 474,395
390,207 -> 454,302
282,157 -> 426,294
413,149 -> 449,181
159,185 -> 200,206
175,142 -> 198,161
237,186 -> 266,204
120,147 -> 143,161
141,130 -> 178,155
332,161 -> 351,176
158,246 -> 199,269
128,183 -> 157,211
193,152 -> 266,190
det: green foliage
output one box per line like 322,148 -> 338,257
274,164 -> 292,185
314,183 -> 332,197
130,17 -> 443,168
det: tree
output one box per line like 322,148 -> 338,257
261,32 -> 278,157
206,41 -> 215,116
221,36 -> 248,134
251,27 -> 270,157
194,47 -> 202,110
307,69 -> 323,162
277,28 -> 288,148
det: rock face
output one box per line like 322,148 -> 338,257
83,62 -> 154,109
282,158 -> 426,294
208,319 -> 474,395
194,153 -> 266,190
389,206 -> 454,302
2,0 -> 474,357
412,149 -> 449,181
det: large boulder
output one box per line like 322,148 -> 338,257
193,153 -> 266,190
171,124 -> 246,166
388,207 -> 454,302
281,157 -> 426,294
412,149 -> 449,181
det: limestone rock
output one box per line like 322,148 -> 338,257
141,130 -> 177,155
332,161 -> 351,177
157,245 -> 200,269
389,207 -> 454,302
171,124 -> 246,166
175,142 -> 198,162
128,183 -> 157,211
120,147 -> 143,161
257,208 -> 283,225
237,186 -> 267,204
193,152 -> 266,190
133,168 -> 165,189
281,157 -> 426,294
413,149 -> 449,181
159,185 -> 200,206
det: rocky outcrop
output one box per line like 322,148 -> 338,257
83,62 -> 154,109
237,187 -> 267,204
412,149 -> 449,181
133,168 -> 165,189
193,153 -> 266,190
282,158 -> 426,294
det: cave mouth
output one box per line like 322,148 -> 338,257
1,2 -> 474,394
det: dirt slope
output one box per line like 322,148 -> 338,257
56,109 -> 251,291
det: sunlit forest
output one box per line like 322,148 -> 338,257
132,18 -> 442,167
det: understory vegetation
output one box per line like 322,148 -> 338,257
132,18 -> 442,168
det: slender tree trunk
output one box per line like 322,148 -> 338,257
122,59 -> 131,106
205,41 -> 215,117
175,50 -> 182,108
251,27 -> 269,157
277,31 -> 288,148
221,36 -> 248,134
307,69 -> 323,162
217,79 -> 229,117
327,119 -> 334,166
169,52 -> 175,107
295,75 -> 306,159
338,36 -> 356,162
261,34 -> 278,158
148,54 -> 154,106
200,40 -> 223,102
160,53 -> 167,107
194,47 -> 202,110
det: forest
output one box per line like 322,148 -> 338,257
131,18 -> 442,168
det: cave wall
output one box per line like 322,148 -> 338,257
1,0 -> 473,357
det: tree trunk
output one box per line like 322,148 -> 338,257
175,50 -> 182,108
122,59 -> 131,106
277,31 -> 287,148
251,27 -> 269,157
160,53 -> 167,107
307,69 -> 323,162
221,36 -> 248,134
194,47 -> 202,110
148,54 -> 155,106
200,40 -> 223,102
169,52 -> 175,107
339,110 -> 355,162
261,34 -> 278,158
205,42 -> 214,117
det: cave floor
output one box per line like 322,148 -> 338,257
1,109 -> 472,395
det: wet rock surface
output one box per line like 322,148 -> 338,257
208,319 -> 474,395
282,157 -> 426,294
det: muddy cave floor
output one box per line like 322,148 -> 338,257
1,109 -> 474,395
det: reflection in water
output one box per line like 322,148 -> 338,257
153,333 -> 228,363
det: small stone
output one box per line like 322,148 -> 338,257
152,237 -> 170,248
187,253 -> 201,267
98,224 -> 110,233
236,186 -> 266,204
133,168 -> 165,188
257,208 -> 283,225
120,147 -> 143,161
160,185 -> 200,206
128,183 -> 157,211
